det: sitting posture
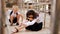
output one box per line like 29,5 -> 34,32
12,10 -> 43,33
9,5 -> 23,26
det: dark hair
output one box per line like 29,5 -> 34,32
26,10 -> 39,19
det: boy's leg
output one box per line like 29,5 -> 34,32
16,15 -> 20,25
13,17 -> 19,25
26,22 -> 43,31
10,16 -> 14,26
16,14 -> 23,25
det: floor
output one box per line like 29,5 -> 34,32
4,26 -> 51,34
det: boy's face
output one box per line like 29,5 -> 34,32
28,15 -> 34,21
13,8 -> 18,12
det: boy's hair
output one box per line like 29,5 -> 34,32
26,10 -> 39,19
12,5 -> 19,10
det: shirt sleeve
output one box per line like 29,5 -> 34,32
23,19 -> 37,26
37,13 -> 45,23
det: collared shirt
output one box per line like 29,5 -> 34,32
23,12 -> 44,26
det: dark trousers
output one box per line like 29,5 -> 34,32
26,22 -> 43,31
9,17 -> 19,25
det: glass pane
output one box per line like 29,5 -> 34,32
4,0 -> 54,34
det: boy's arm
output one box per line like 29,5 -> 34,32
16,23 -> 27,30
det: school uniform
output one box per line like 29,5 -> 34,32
9,10 -> 20,25
23,13 -> 44,31
26,22 -> 42,31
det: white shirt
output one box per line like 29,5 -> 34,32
23,12 -> 44,26
11,11 -> 20,17
6,9 -> 12,19
36,12 -> 45,23
7,10 -> 20,19
23,19 -> 37,26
